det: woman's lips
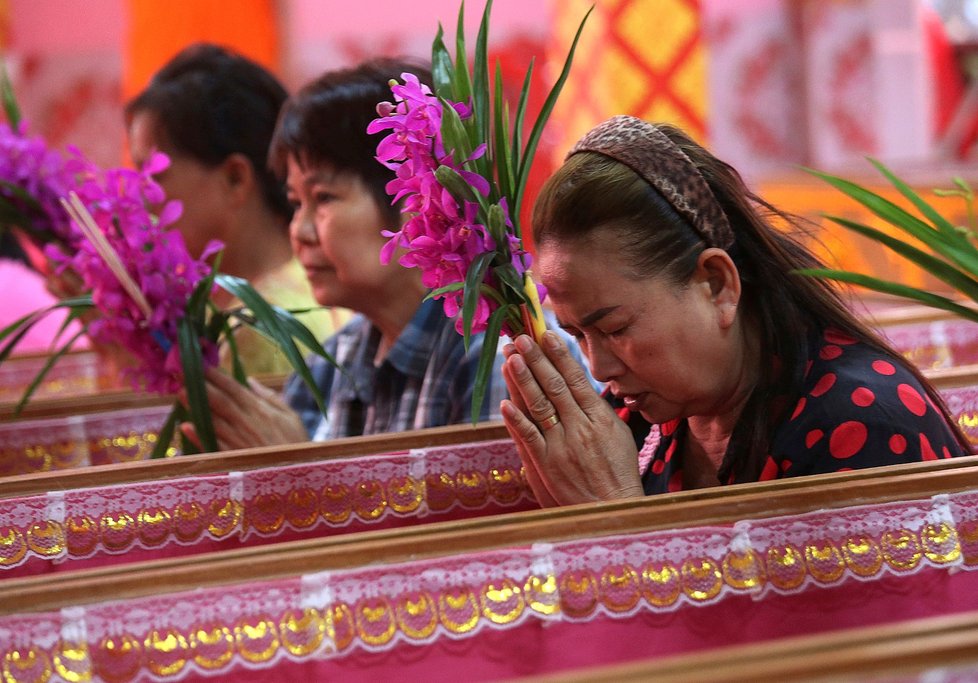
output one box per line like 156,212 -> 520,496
620,392 -> 648,410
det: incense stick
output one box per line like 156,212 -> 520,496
59,191 -> 153,320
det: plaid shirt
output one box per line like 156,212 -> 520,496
285,298 -> 508,440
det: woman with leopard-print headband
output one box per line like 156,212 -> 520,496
500,115 -> 968,506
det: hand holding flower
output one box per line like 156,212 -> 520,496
180,368 -> 307,451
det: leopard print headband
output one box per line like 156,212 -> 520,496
567,115 -> 735,249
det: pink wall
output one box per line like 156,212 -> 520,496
280,0 -> 553,87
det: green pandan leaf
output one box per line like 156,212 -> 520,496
0,62 -> 21,128
178,315 -> 217,453
216,274 -> 329,419
795,268 -> 978,324
470,303 -> 507,424
867,158 -> 964,244
514,5 -> 593,216
13,327 -> 87,415
150,401 -> 183,459
462,251 -> 495,349
432,23 -> 455,99
822,215 -> 978,303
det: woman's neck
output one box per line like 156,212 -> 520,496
211,209 -> 292,307
365,276 -> 428,364
683,319 -> 762,486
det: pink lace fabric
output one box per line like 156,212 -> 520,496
943,384 -> 978,449
1,489 -> 976,682
881,318 -> 978,371
0,351 -> 100,403
0,404 -> 174,475
0,439 -> 535,576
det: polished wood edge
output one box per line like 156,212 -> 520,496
0,421 -> 511,499
2,459 -> 976,615
0,374 -> 288,420
529,610 -> 978,683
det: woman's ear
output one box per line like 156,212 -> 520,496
697,247 -> 741,329
220,153 -> 255,206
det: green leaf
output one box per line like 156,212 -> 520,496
867,158 -> 967,247
514,5 -> 593,215
470,303 -> 507,424
272,305 -> 339,367
462,251 -> 495,348
487,202 -> 508,243
0,296 -> 92,362
453,1 -> 472,104
472,0 -> 493,153
424,282 -> 466,301
150,401 -> 182,459
435,164 -> 488,214
13,329 -> 83,410
0,62 -> 21,128
216,274 -> 329,418
492,262 -> 527,302
178,315 -> 217,452
795,268 -> 978,324
432,23 -> 455,98
805,166 -> 978,275
823,214 -> 978,303
493,60 -> 514,203
439,95 -> 474,166
510,59 -> 535,197
13,327 -> 87,415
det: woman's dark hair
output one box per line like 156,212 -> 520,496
269,57 -> 432,226
125,43 -> 291,223
533,123 -> 970,480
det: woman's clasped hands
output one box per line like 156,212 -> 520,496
500,330 -> 644,507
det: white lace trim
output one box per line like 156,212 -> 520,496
1,488 -> 974,681
0,439 -> 533,570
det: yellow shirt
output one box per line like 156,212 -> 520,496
221,258 -> 350,377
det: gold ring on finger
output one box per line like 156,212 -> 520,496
538,413 -> 560,430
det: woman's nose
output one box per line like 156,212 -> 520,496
290,205 -> 317,244
587,341 -> 624,383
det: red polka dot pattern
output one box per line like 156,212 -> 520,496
872,360 -> 895,376
920,433 -> 937,461
664,441 -> 677,462
791,397 -> 806,420
759,456 -> 778,481
640,331 -> 963,496
805,429 -> 823,448
829,421 -> 868,459
819,345 -> 843,360
667,470 -> 683,493
811,373 -> 836,397
897,383 -> 927,417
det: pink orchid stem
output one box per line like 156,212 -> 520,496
60,192 -> 154,320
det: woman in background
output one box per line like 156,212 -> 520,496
126,43 -> 343,376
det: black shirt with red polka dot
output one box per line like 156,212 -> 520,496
641,328 -> 966,495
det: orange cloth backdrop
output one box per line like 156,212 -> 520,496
122,0 -> 280,100
549,0 -> 708,159
0,0 -> 8,52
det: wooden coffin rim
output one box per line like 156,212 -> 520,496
4,361 -> 978,499
0,373 -> 288,420
535,609 -> 978,683
2,453 -> 977,615
0,421 -> 511,499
